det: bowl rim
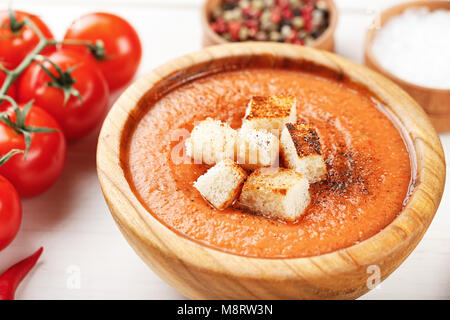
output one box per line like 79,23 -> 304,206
97,42 -> 445,281
201,0 -> 338,49
364,0 -> 450,94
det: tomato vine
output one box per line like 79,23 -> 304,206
0,8 -> 105,161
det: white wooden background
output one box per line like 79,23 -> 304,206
0,0 -> 449,300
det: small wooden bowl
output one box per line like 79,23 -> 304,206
201,0 -> 338,51
97,42 -> 445,299
364,1 -> 450,132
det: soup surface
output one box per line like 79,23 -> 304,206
125,68 -> 412,258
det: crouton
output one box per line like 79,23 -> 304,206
185,118 -> 237,165
194,159 -> 247,210
241,95 -> 297,132
238,168 -> 310,221
280,123 -> 327,183
236,128 -> 279,170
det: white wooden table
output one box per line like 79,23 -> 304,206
1,0 -> 449,300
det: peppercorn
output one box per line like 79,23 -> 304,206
255,30 -> 268,40
212,7 -> 224,19
239,26 -> 249,40
223,10 -> 235,22
260,9 -> 272,26
289,0 -> 302,9
316,0 -> 328,11
286,30 -> 298,43
228,20 -> 242,40
240,0 -> 251,9
211,17 -> 228,34
281,24 -> 293,39
222,33 -> 232,41
252,0 -> 265,10
304,35 -> 315,45
269,30 -> 282,41
278,0 -> 290,10
312,9 -> 324,27
281,7 -> 294,20
298,29 -> 307,39
304,19 -> 312,31
245,19 -> 260,30
223,0 -> 238,10
292,16 -> 304,29
271,7 -> 282,24
261,20 -> 277,32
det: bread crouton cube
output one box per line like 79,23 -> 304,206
185,118 -> 237,165
238,168 -> 310,221
280,123 -> 327,183
194,159 -> 247,210
242,95 -> 297,132
236,128 -> 279,170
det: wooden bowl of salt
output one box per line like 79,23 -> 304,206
364,1 -> 450,132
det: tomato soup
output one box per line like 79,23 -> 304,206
124,67 -> 413,258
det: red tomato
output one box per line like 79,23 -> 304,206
0,10 -> 54,69
0,71 -> 16,109
63,12 -> 142,92
18,49 -> 109,140
0,175 -> 21,251
0,104 -> 66,197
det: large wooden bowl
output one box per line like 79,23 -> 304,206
97,42 -> 446,299
201,0 -> 338,51
364,1 -> 450,132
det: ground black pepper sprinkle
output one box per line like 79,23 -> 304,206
324,150 -> 371,195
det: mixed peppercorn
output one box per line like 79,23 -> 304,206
209,0 -> 330,45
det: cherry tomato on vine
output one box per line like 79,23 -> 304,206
0,175 -> 21,251
0,10 -> 54,69
0,103 -> 66,197
63,12 -> 142,92
0,71 -> 16,109
18,49 -> 109,141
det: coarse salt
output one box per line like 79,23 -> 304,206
371,8 -> 450,89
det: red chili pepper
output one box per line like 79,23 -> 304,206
0,247 -> 43,300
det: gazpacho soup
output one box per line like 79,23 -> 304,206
122,59 -> 414,259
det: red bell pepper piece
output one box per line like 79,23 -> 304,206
0,247 -> 43,300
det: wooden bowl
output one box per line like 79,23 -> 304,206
201,0 -> 338,51
97,42 -> 445,299
364,1 -> 450,132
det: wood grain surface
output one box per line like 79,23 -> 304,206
97,42 -> 446,299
